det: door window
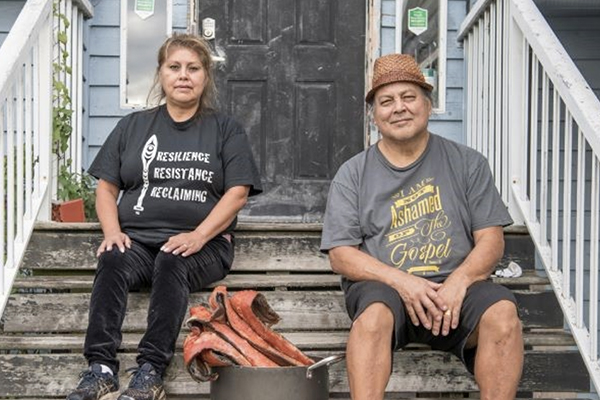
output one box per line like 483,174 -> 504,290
120,0 -> 173,108
396,0 -> 447,112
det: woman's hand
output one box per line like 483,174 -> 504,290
97,232 -> 131,257
95,179 -> 129,257
161,186 -> 249,257
161,231 -> 206,257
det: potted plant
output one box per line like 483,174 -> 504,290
52,163 -> 96,222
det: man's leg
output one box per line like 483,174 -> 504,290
346,302 -> 394,400
470,300 -> 523,400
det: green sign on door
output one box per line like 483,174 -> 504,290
135,0 -> 155,19
408,7 -> 428,36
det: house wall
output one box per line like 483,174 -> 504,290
83,0 -> 188,167
0,1 -> 25,47
465,0 -> 600,98
4,1 -> 594,166
0,0 -> 469,165
545,15 -> 600,98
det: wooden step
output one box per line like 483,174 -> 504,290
0,330 -> 576,352
0,349 -> 589,397
3,224 -> 585,398
21,223 -> 327,272
11,270 -> 550,291
20,223 -> 536,273
1,290 -> 564,333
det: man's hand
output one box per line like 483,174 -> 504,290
391,273 -> 448,330
329,246 -> 450,330
430,274 -> 469,336
428,226 -> 505,335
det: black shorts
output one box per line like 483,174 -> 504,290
343,279 -> 517,374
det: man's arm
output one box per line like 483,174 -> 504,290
434,225 -> 505,336
329,245 -> 448,329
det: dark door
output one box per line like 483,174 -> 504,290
199,0 -> 366,222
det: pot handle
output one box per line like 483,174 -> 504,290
306,354 -> 345,379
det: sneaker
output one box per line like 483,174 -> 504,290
117,363 -> 166,400
67,363 -> 119,400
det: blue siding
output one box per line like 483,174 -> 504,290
83,0 -> 123,167
0,1 -> 25,47
546,16 -> 600,98
83,0 -> 188,168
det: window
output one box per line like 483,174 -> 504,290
395,0 -> 447,113
120,0 -> 173,108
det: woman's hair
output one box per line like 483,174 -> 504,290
147,33 -> 218,114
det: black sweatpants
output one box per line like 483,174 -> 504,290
83,236 -> 233,376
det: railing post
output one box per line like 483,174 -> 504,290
507,0 -> 525,225
37,10 -> 54,222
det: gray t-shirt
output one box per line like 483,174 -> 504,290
320,133 -> 512,280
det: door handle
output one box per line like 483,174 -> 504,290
201,17 -> 225,63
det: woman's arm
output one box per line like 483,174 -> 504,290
96,179 -> 131,256
161,185 -> 251,257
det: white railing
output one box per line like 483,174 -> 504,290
0,0 -> 53,317
0,0 -> 93,317
459,0 -> 600,391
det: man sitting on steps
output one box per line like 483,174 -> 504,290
320,53 -> 523,400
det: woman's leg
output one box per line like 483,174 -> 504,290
84,242 -> 156,373
136,236 -> 233,375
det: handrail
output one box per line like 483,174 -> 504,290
0,0 -> 53,317
0,1 -> 52,95
0,0 -> 93,318
458,0 -> 600,392
511,0 -> 600,156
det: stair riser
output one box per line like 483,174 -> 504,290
21,231 -> 325,271
0,350 -> 589,397
22,230 -> 534,272
3,291 -> 564,333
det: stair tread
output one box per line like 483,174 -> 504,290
0,330 -> 576,351
12,270 -> 549,290
33,221 -> 326,232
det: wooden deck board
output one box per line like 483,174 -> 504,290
0,331 -> 575,351
12,270 -> 549,290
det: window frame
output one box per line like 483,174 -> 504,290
395,0 -> 448,114
120,0 -> 173,109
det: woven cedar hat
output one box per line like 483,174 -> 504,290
366,54 -> 433,103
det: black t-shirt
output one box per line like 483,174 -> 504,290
88,105 -> 262,246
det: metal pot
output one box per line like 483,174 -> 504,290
209,354 -> 344,400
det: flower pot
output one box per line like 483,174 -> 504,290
52,198 -> 86,222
